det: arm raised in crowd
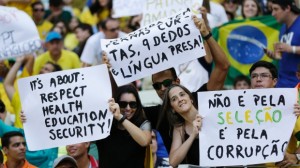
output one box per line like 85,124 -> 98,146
4,56 -> 34,101
108,98 -> 151,147
192,16 -> 230,91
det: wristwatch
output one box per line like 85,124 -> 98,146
296,153 -> 300,161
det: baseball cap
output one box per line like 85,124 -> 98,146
52,155 -> 78,168
45,31 -> 62,43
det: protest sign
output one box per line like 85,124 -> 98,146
112,0 -> 144,18
18,65 -> 112,151
0,6 -> 41,60
141,0 -> 202,26
198,88 -> 297,167
101,8 -> 206,86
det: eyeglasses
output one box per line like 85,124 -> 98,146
250,73 -> 273,79
33,8 -> 44,12
119,101 -> 137,108
107,27 -> 119,32
152,79 -> 173,90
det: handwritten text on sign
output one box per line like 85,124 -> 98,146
101,9 -> 206,86
18,65 -> 112,151
198,88 -> 297,167
141,0 -> 202,26
112,0 -> 144,18
0,6 -> 41,60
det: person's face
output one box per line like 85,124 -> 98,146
234,80 -> 250,90
3,136 -> 26,161
150,131 -> 157,154
224,0 -> 239,13
103,20 -> 120,39
243,0 -> 258,18
46,40 -> 63,57
69,18 -> 79,31
0,61 -> 9,78
55,22 -> 67,35
250,67 -> 277,89
75,28 -> 90,42
32,4 -> 45,20
119,93 -> 137,120
66,142 -> 89,160
98,0 -> 109,7
0,111 -> 7,121
152,70 -> 179,100
272,3 -> 289,24
169,86 -> 193,114
39,63 -> 55,74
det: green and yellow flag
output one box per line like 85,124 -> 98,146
212,15 -> 281,86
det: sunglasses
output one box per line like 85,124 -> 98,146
33,8 -> 45,12
119,101 -> 137,108
107,27 -> 119,32
152,79 -> 173,90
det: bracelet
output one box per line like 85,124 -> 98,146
203,32 -> 212,40
292,46 -> 297,54
118,115 -> 126,124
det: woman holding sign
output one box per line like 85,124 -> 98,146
161,84 -> 202,167
96,84 -> 152,168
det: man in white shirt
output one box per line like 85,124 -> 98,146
81,18 -> 126,67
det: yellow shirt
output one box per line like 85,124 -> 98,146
0,83 -> 15,115
64,33 -> 79,51
33,50 -> 81,75
37,21 -> 53,41
7,0 -> 36,17
79,7 -> 110,26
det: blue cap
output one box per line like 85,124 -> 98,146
45,31 -> 62,43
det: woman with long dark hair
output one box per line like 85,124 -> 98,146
161,84 -> 202,167
96,84 -> 151,167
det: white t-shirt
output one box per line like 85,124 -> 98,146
80,31 -> 126,65
208,1 -> 229,28
176,59 -> 209,92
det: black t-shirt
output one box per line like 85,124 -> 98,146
96,123 -> 146,168
144,83 -> 208,153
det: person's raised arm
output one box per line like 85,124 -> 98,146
192,16 -> 230,91
108,98 -> 151,146
169,115 -> 202,167
102,51 -> 118,96
4,56 -> 25,101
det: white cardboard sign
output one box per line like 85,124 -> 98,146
198,88 -> 297,167
0,6 -> 41,60
101,9 -> 206,86
18,65 -> 113,151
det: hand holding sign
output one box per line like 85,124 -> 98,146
192,16 -> 210,38
192,114 -> 203,136
108,98 -> 122,121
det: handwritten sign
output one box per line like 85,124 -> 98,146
0,6 -> 42,60
112,0 -> 144,18
198,88 -> 297,167
101,8 -> 206,86
141,0 -> 202,26
18,65 -> 113,151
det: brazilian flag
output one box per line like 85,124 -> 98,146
212,15 -> 281,86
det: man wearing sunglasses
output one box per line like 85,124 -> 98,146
81,18 -> 126,67
31,1 -> 53,41
144,16 -> 230,153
